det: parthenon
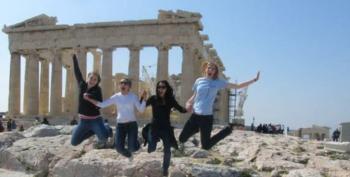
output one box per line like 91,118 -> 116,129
3,10 -> 229,124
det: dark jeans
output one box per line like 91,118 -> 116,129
179,113 -> 232,150
115,121 -> 140,157
147,129 -> 171,173
71,117 -> 110,146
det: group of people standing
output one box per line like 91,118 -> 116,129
70,53 -> 260,176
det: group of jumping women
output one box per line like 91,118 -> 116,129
70,53 -> 260,176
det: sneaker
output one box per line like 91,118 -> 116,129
191,138 -> 199,147
228,123 -> 235,130
128,154 -> 134,162
93,141 -> 107,149
178,142 -> 185,153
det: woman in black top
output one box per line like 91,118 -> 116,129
70,54 -> 110,148
145,80 -> 187,176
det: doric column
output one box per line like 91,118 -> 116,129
50,49 -> 63,115
64,64 -> 74,114
101,47 -> 114,116
39,58 -> 49,115
181,44 -> 196,105
8,52 -> 21,116
128,46 -> 142,93
156,44 -> 171,82
92,50 -> 102,73
23,50 -> 39,115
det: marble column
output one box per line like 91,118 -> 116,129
50,49 -> 63,115
39,58 -> 49,115
128,46 -> 141,93
181,44 -> 196,106
92,51 -> 102,73
101,47 -> 114,116
156,44 -> 170,82
64,65 -> 74,114
8,52 -> 21,116
76,48 -> 87,80
23,50 -> 39,115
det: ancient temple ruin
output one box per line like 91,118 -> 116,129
3,10 -> 229,125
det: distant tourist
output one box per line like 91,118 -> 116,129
178,62 -> 259,151
103,119 -> 113,138
70,117 -> 78,125
11,119 -> 17,130
0,119 -> 4,132
19,125 -> 24,132
33,117 -> 41,126
42,117 -> 50,125
332,129 -> 340,142
251,123 -> 255,131
7,118 -> 12,131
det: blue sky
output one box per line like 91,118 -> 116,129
0,0 -> 349,130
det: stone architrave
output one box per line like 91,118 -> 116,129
39,58 -> 49,115
50,49 -> 63,115
101,48 -> 114,116
23,50 -> 40,115
128,46 -> 142,93
8,52 -> 21,116
156,44 -> 171,82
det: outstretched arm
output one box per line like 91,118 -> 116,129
72,54 -> 84,84
84,93 -> 116,108
227,71 -> 260,89
172,98 -> 187,113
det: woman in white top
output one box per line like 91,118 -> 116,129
84,78 -> 147,158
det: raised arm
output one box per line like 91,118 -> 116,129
227,71 -> 260,89
73,54 -> 84,84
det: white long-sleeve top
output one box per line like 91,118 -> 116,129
97,92 -> 146,123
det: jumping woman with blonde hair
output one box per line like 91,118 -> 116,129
179,61 -> 260,150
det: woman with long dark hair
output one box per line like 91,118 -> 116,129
144,80 -> 187,176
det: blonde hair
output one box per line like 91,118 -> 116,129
202,61 -> 219,79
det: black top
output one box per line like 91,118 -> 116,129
146,95 -> 187,130
73,55 -> 102,116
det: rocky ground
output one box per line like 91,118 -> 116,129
0,124 -> 350,177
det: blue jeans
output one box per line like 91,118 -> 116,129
71,117 -> 109,146
115,121 -> 140,157
147,129 -> 171,173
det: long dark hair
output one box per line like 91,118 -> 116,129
155,80 -> 174,104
